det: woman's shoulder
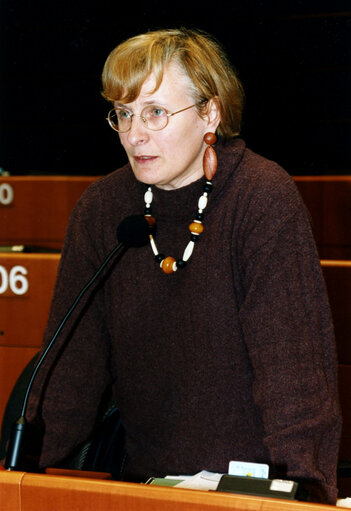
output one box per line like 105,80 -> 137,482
235,142 -> 301,209
220,138 -> 309,233
219,137 -> 294,190
239,144 -> 293,186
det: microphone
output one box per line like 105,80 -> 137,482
5,215 -> 150,471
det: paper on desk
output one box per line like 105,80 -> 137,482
173,471 -> 223,491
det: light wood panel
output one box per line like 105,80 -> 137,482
0,253 -> 60,348
0,471 -> 338,511
0,253 -> 59,427
0,176 -> 98,249
0,346 -> 38,428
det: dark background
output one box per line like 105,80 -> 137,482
0,1 -> 350,176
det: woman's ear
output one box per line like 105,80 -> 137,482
205,97 -> 221,132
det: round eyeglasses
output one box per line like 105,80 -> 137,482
106,103 -> 198,133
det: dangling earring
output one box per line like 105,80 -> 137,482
203,132 -> 217,180
144,132 -> 218,274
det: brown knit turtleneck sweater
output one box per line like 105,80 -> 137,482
27,138 -> 341,504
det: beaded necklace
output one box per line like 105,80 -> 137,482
144,132 -> 218,275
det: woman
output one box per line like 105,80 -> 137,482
26,28 -> 340,503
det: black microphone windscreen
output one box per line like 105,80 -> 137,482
116,215 -> 150,247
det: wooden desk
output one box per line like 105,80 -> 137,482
0,176 -> 98,249
0,253 -> 60,424
0,471 -> 338,511
294,176 -> 351,260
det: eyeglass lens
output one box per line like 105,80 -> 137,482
109,105 -> 168,132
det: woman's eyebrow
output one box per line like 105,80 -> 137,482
114,99 -> 166,112
114,102 -> 131,110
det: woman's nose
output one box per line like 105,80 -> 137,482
127,115 -> 150,145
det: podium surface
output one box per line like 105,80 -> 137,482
0,471 -> 339,511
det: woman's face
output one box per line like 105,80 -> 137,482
117,63 -> 220,190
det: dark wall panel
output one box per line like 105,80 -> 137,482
0,1 -> 350,176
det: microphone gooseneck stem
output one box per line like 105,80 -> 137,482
20,241 -> 124,418
5,213 -> 151,471
5,241 -> 124,470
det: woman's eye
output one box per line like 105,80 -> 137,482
151,107 -> 165,117
118,110 -> 131,120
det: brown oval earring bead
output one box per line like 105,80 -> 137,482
203,132 -> 218,181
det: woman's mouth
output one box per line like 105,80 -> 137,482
134,155 -> 158,164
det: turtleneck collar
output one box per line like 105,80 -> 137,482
133,137 -> 246,221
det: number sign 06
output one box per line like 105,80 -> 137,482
0,265 -> 29,295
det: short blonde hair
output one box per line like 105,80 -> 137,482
102,28 -> 244,138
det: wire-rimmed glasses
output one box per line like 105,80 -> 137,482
106,103 -> 198,133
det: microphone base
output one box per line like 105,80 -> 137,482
4,416 -> 41,472
5,416 -> 28,471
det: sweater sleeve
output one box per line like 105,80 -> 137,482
236,169 -> 342,504
26,182 -> 114,469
